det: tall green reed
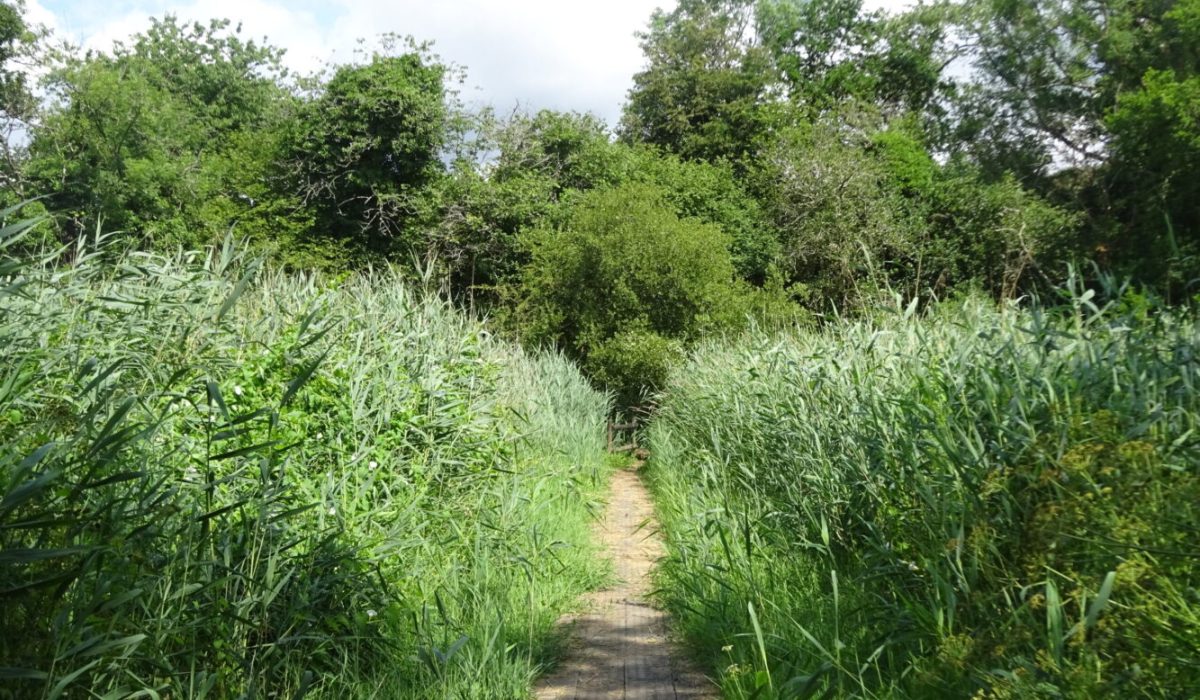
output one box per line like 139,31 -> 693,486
1,227 -> 610,698
646,281 -> 1200,698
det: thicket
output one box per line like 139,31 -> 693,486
11,0 -> 1191,402
645,285 -> 1200,698
0,215 -> 612,698
510,183 -> 799,405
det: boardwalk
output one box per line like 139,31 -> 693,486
534,465 -> 715,700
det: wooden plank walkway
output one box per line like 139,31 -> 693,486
533,465 -> 715,700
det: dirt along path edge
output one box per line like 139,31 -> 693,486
533,462 -> 716,700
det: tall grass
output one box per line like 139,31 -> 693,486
0,221 -> 611,698
646,282 -> 1200,698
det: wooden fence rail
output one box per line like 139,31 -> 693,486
606,419 -> 639,453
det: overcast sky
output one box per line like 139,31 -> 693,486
26,0 -> 909,128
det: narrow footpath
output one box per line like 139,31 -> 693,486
534,463 -> 715,700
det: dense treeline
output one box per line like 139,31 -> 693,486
2,0 -> 1197,402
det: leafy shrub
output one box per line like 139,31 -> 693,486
435,111 -> 782,308
754,107 -> 1078,310
511,183 -> 750,403
584,330 -> 683,408
918,165 -> 1079,300
288,45 -> 452,257
754,111 -> 923,310
626,147 -> 781,284
23,18 -> 303,252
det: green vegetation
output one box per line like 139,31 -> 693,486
4,0 -> 1200,695
645,286 -> 1200,697
22,18 -> 299,251
6,0 -> 1194,402
288,43 -> 453,261
512,184 -> 786,406
0,219 -> 611,697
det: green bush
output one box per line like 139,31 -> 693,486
510,183 -> 751,404
434,111 -> 782,307
754,111 -> 924,310
23,18 -> 305,253
584,330 -> 683,408
919,165 -> 1079,300
288,46 -> 451,257
754,108 -> 1078,310
626,147 -> 781,284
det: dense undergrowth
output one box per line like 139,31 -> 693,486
0,220 -> 612,698
646,283 -> 1200,698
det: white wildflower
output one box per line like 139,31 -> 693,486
233,385 -> 244,397
316,432 -> 324,440
369,460 -> 378,470
366,609 -> 378,619
328,506 -> 336,516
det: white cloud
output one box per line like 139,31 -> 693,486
73,0 -> 328,75
326,0 -> 669,123
38,0 -> 672,127
22,0 -> 59,34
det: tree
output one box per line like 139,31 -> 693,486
288,44 -> 451,258
945,0 -> 1200,290
754,104 -> 1075,308
430,110 -> 620,307
757,0 -> 949,115
624,146 -> 779,283
1101,1 -> 1200,293
621,0 -> 955,165
489,110 -> 626,196
620,0 -> 775,164
754,108 -> 920,309
945,0 -> 1112,180
433,109 -> 781,308
945,0 -> 1199,177
0,1 -> 41,194
24,17 -> 299,250
0,2 -> 24,109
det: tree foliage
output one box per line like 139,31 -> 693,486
433,109 -> 780,307
0,0 -> 35,130
947,0 -> 1200,290
289,45 -> 451,257
511,184 -> 756,403
621,0 -> 775,164
23,17 -> 299,250
0,0 -> 1197,393
758,0 -> 947,114
0,1 -> 38,196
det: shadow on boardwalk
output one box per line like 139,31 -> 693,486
533,466 -> 716,700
